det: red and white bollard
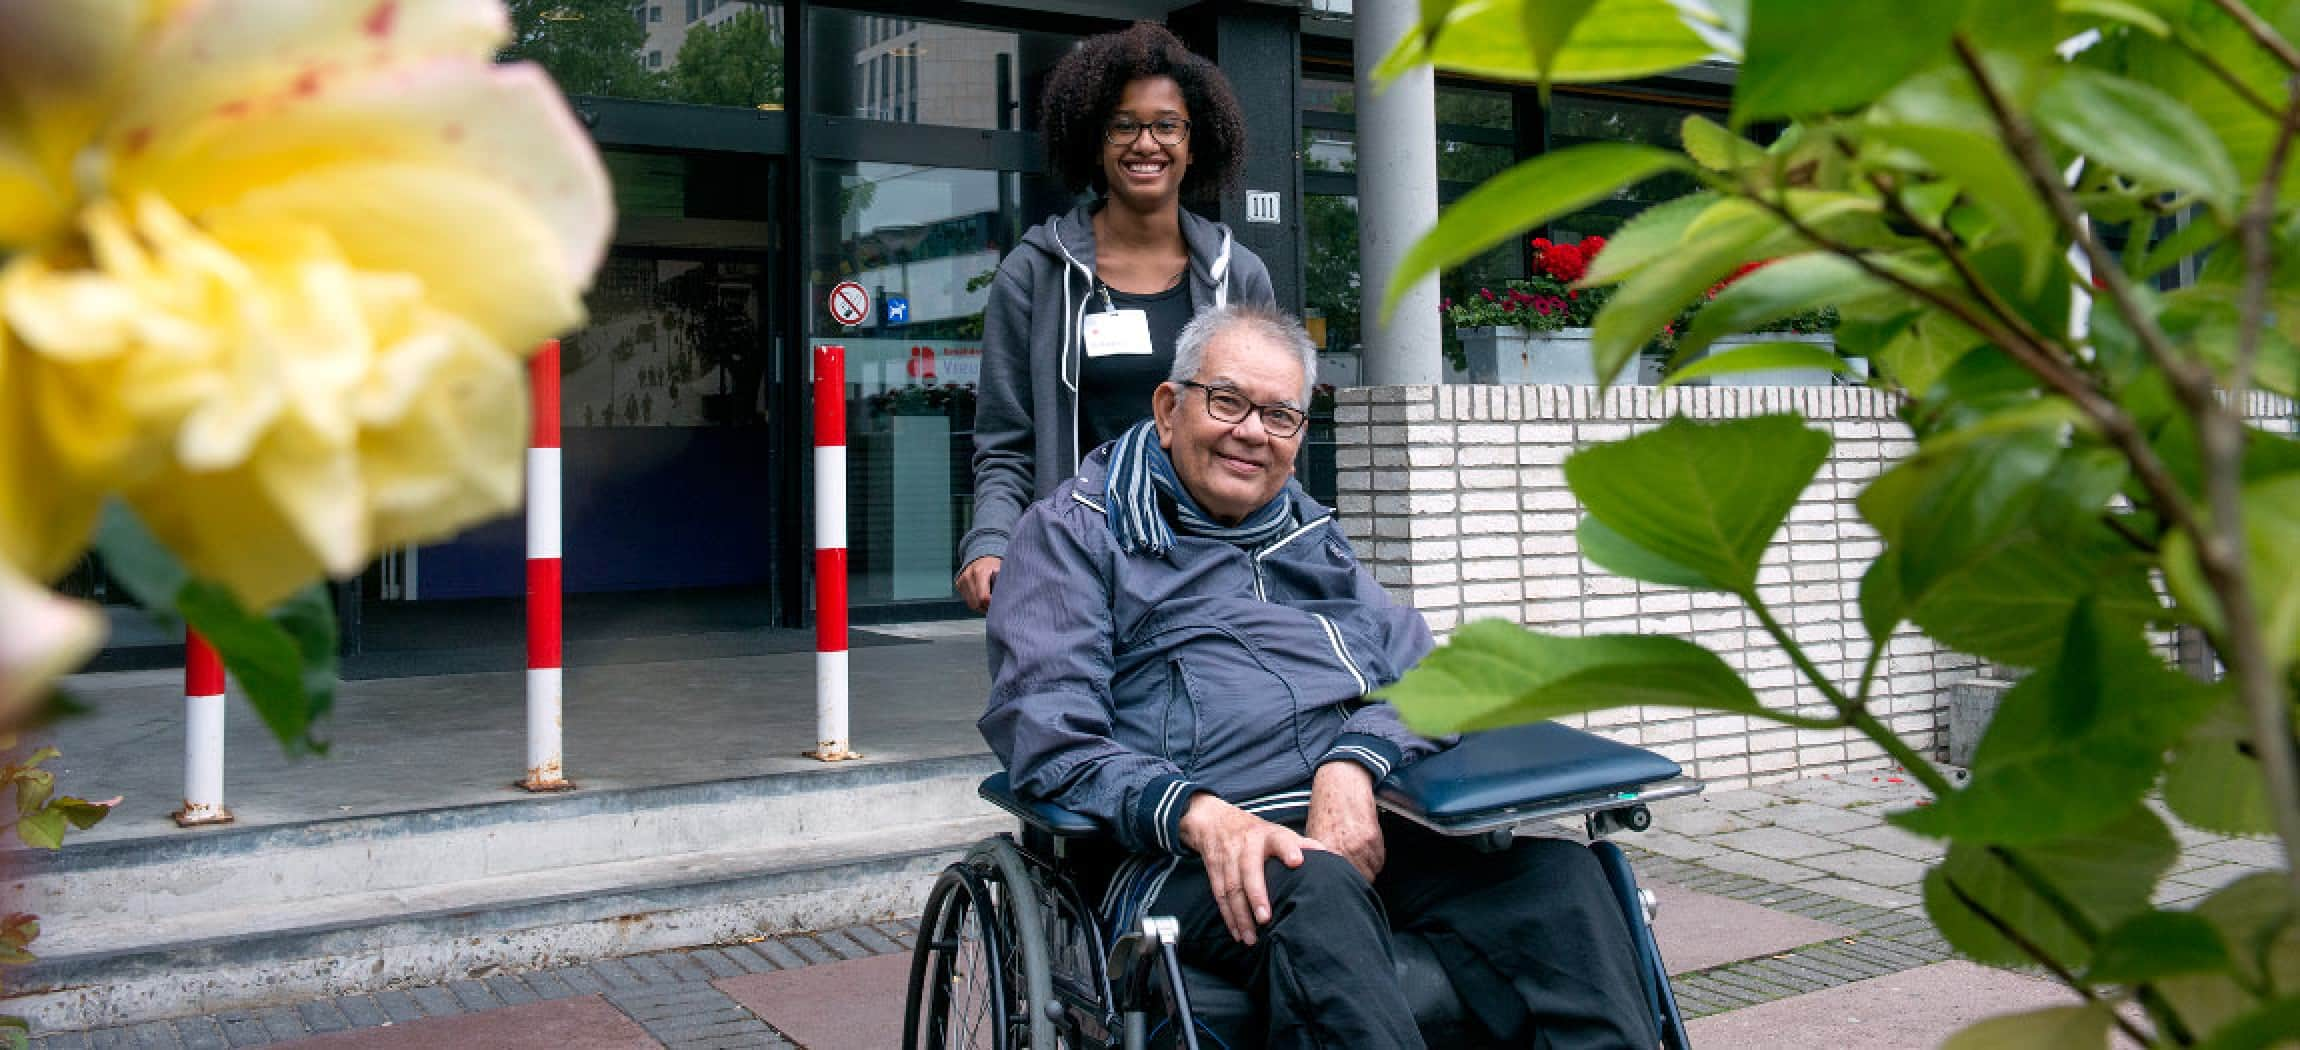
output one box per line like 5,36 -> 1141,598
521,340 -> 572,791
807,344 -> 857,761
174,628 -> 232,826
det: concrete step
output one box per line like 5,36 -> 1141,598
2,755 -> 1007,1032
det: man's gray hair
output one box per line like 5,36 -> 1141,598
1168,303 -> 1319,405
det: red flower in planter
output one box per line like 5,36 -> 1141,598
1538,242 -> 1588,283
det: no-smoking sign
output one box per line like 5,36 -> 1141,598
828,281 -> 870,327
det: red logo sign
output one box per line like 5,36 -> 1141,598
906,346 -> 937,379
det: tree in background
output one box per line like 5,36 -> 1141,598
671,6 -> 785,108
1379,2 -> 2300,1046
499,0 -> 667,100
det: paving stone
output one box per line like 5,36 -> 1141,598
1625,829 -> 1725,861
873,920 -> 917,950
1760,801 -> 1885,836
589,958 -> 650,989
650,1019 -> 770,1042
447,979 -> 500,1012
90,1031 -> 135,1050
815,929 -> 870,960
483,973 -> 542,1006
331,996 -> 388,1028
128,1022 -> 179,1050
1735,957 -> 1833,993
1711,826 -> 1852,861
624,954 -> 680,983
1699,850 -> 1826,885
690,948 -> 749,979
1827,823 -> 1946,861
1796,849 -> 1929,888
1792,876 -> 1922,910
785,936 -> 837,966
655,952 -> 713,982
1651,805 -> 1766,837
522,968 -> 581,999
373,990 -> 425,1024
43,1033 -> 92,1050
2167,861 -> 2259,890
1702,967 -> 1795,1003
409,984 -> 463,1017
214,1012 -> 268,1048
727,942 -> 786,973
2154,881 -> 2214,907
294,999 -> 350,1034
607,981 -> 736,1013
752,939 -> 809,970
847,925 -> 902,955
560,966 -> 608,994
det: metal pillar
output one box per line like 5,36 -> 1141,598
1355,0 -> 1444,385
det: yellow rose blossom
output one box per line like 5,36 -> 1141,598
0,0 -> 611,610
0,560 -> 103,724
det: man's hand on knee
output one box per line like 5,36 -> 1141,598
1179,794 -> 1324,947
1306,762 -> 1385,883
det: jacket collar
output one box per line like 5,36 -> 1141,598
1072,440 -> 1331,524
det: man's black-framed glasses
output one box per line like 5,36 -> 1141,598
1180,381 -> 1307,438
1106,116 -> 1192,147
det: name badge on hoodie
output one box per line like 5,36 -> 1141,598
1081,309 -> 1153,358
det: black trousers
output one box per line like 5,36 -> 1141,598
1147,816 -> 1658,1049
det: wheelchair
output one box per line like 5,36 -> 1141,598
902,721 -> 1702,1049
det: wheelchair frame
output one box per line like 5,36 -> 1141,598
904,728 -> 1702,1050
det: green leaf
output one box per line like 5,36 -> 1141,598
1872,313 -> 1987,398
1580,192 -> 1718,287
2192,998 -> 2300,1050
1864,124 -> 2062,293
1376,620 -> 1764,735
1896,601 -> 2214,843
1886,425 -> 2063,599
2161,472 -> 2300,672
49,796 -> 114,832
1522,0 -> 1602,88
1675,253 -> 1887,362
2035,69 -> 2244,216
1939,1005 -> 2113,1050
2156,873 -> 2300,1037
1665,341 -> 1852,386
2161,283 -> 2300,400
2163,689 -> 2277,836
1734,0 -> 1972,124
1904,529 -> 2164,668
1577,515 -> 1713,589
1860,551 -> 1907,642
1564,414 -> 1831,594
1384,143 -> 1689,320
2086,910 -> 2231,984
14,808 -> 65,850
94,504 -> 335,754
2132,212 -> 2227,283
12,768 -> 52,818
1925,805 -> 2177,969
1591,199 -> 1780,385
1418,0 -> 1716,86
2060,0 -> 2170,35
1680,114 -> 1767,173
178,582 -> 336,755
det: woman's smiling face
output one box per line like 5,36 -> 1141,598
1100,75 -> 1190,211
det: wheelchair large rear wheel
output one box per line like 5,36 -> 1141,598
906,863 -> 1016,1050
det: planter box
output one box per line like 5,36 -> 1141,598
1455,326 -> 1653,386
1698,331 -> 1860,388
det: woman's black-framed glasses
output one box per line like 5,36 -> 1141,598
1180,381 -> 1307,438
1105,116 -> 1192,147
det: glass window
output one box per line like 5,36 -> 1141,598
1301,78 -> 1512,183
497,0 -> 785,109
1546,93 -> 1709,239
806,162 -> 1071,609
807,10 -> 1077,131
1304,194 -> 1517,357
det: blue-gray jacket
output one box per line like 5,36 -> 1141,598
981,446 -> 1441,856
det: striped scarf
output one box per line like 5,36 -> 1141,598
1104,419 -> 1294,556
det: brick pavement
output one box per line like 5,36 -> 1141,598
30,770 -> 2288,1048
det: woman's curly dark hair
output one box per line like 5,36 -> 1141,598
1038,22 -> 1246,202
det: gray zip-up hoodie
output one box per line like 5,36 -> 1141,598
981,445 -> 1440,856
960,200 -> 1277,572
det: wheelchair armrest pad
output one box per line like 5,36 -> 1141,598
979,772 -> 1103,837
1378,721 -> 1683,830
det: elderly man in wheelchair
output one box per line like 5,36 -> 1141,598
905,304 -> 1696,1049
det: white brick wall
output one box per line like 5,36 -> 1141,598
1333,384 -> 2300,791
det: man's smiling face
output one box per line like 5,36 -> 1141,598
1152,328 -> 1304,525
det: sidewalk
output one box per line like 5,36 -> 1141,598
29,770 -> 2285,1049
